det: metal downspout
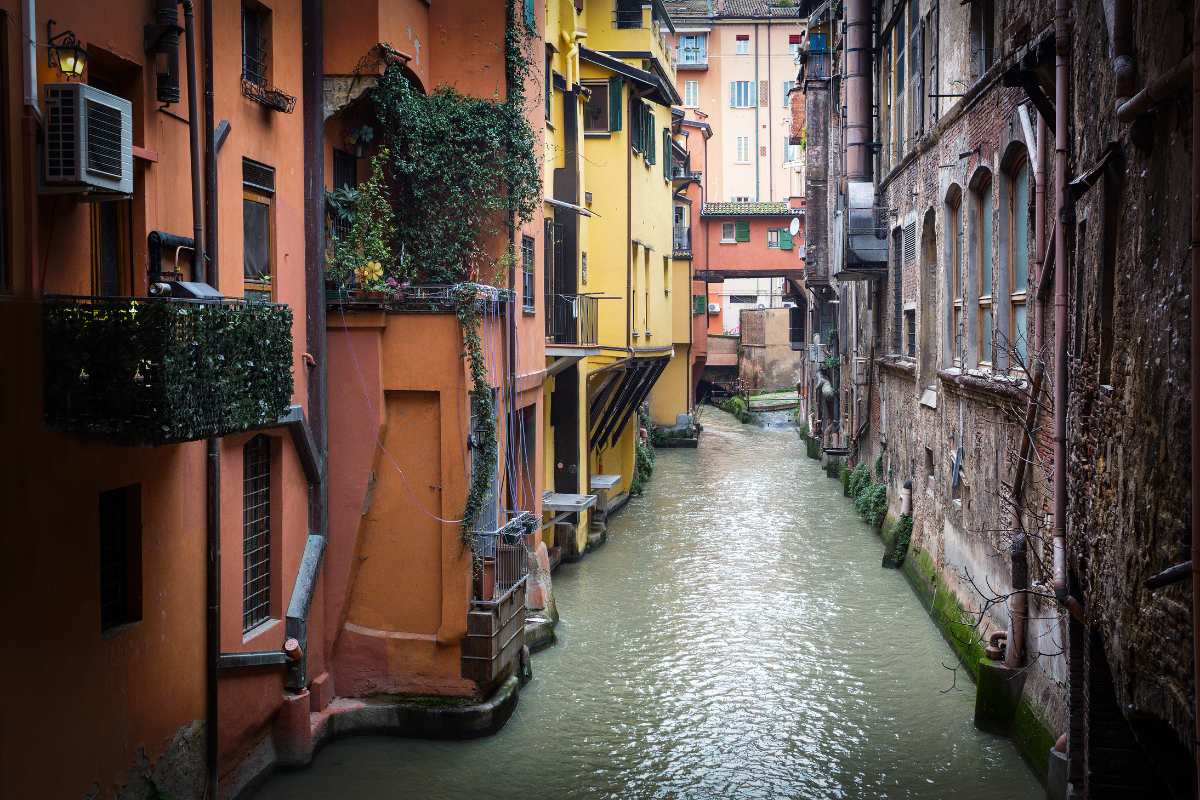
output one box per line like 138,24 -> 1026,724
1191,2 -> 1200,793
845,0 -> 872,182
754,24 -> 761,200
1052,0 -> 1083,623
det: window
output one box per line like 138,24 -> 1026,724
734,220 -> 750,242
732,196 -> 751,202
92,201 -> 133,296
678,33 -> 707,65
674,206 -> 686,225
785,143 -> 801,163
782,80 -> 796,104
1007,156 -> 1030,367
905,308 -> 916,356
789,34 -> 801,58
789,305 -> 806,345
735,136 -> 751,163
524,0 -> 536,31
925,447 -> 935,481
522,234 -> 535,312
663,256 -> 670,294
894,17 -> 905,161
241,3 -> 271,87
736,34 -> 750,55
975,176 -> 994,365
730,80 -> 754,108
243,159 -> 275,301
768,229 -> 780,248
892,229 -> 904,353
971,0 -> 996,79
950,194 -> 964,364
684,80 -> 699,108
99,485 -> 142,633
728,294 -> 756,304
331,149 -> 357,242
243,435 -> 273,633
584,78 -> 622,133
721,222 -> 736,242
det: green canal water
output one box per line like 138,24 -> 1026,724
253,409 -> 1041,799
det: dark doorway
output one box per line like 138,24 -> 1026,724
552,363 -> 581,494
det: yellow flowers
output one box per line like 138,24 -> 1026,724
355,259 -> 384,287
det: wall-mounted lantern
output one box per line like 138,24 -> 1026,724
46,20 -> 87,80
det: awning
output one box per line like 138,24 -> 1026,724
587,356 -> 670,450
545,196 -> 597,217
578,47 -> 680,107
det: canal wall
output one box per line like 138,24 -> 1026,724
798,424 -> 1056,786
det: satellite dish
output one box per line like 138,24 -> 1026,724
789,217 -> 801,236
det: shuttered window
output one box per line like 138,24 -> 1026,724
584,81 -> 611,132
609,77 -> 622,130
780,229 -> 793,250
730,80 -> 754,108
735,221 -> 750,242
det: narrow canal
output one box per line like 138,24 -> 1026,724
254,409 -> 1041,799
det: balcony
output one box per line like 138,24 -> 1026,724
545,293 -> 599,346
43,296 -> 294,445
462,510 -> 532,688
673,225 -> 692,258
832,181 -> 889,281
676,46 -> 707,69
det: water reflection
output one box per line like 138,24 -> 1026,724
253,410 -> 1039,800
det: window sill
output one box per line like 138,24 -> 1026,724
584,131 -> 611,138
101,620 -> 142,640
523,306 -> 536,316
243,617 -> 281,645
719,239 -> 737,244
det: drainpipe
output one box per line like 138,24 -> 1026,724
845,0 -> 871,182
1109,0 -> 1135,111
766,19 -> 772,201
22,0 -> 37,111
181,0 -> 205,285
1034,114 -> 1047,351
754,24 -> 761,200
1052,0 -> 1083,623
1191,2 -> 1200,793
627,88 -> 633,350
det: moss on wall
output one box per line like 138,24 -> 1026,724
1012,697 -> 1054,781
901,547 -> 986,682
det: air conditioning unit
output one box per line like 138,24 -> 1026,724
708,302 -> 721,314
43,83 -> 133,196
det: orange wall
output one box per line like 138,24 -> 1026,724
0,0 -> 314,795
704,214 -> 805,273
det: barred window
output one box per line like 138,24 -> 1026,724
243,435 -> 272,633
99,485 -> 142,633
241,3 -> 271,87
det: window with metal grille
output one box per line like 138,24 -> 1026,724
99,485 -> 142,633
728,294 -> 756,304
522,235 -> 535,312
905,308 -> 916,357
242,3 -> 270,87
242,435 -> 272,633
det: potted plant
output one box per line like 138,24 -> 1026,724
326,148 -> 401,301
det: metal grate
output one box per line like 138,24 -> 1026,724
85,99 -> 124,180
242,435 -> 272,632
903,221 -> 917,263
471,511 -> 535,603
242,158 -> 275,194
242,5 -> 268,87
44,85 -> 77,181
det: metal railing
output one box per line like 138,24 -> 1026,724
805,51 -> 831,79
471,510 -> 535,603
545,293 -> 599,346
673,225 -> 691,254
677,46 -> 707,66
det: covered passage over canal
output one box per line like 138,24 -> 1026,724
253,410 -> 1041,799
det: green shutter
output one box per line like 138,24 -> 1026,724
693,294 -> 706,315
663,130 -> 671,179
735,221 -> 750,242
609,77 -> 622,131
647,114 -> 656,165
780,229 -> 793,250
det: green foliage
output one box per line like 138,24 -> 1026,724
456,289 -> 496,548
326,149 -> 401,289
631,436 -> 657,496
874,454 -> 884,479
44,297 -> 293,445
889,514 -> 914,565
854,483 -> 888,527
325,185 -> 360,233
718,395 -> 751,423
822,354 -> 840,371
370,42 -> 539,284
846,463 -> 871,499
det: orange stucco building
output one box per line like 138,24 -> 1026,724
0,1 -> 548,798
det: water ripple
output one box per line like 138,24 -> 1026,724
253,410 -> 1041,800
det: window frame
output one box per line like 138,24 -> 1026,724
684,79 -> 699,108
99,484 -> 143,635
950,193 -> 964,366
735,135 -> 750,163
583,80 -> 611,133
242,434 -> 275,635
720,222 -> 736,243
767,228 -> 780,248
242,159 -> 276,301
678,33 -> 707,65
736,35 -> 750,55
1006,154 -> 1031,369
730,80 -> 754,108
974,174 -> 994,367
241,2 -> 272,88
521,234 -> 536,313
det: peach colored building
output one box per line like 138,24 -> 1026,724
667,0 -> 806,204
0,1 -> 548,798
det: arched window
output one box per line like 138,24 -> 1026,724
972,172 -> 994,366
945,186 -> 964,366
1005,155 -> 1031,367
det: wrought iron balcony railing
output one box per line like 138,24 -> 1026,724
470,510 -> 535,604
545,293 -> 599,347
43,295 -> 294,445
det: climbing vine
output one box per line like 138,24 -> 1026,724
456,287 -> 498,547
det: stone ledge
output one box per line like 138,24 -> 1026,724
937,367 -> 1028,404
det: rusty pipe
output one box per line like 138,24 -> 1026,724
1116,54 -> 1192,123
1053,0 -> 1084,624
845,0 -> 872,182
1034,114 -> 1048,352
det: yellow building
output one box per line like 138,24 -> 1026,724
541,0 -> 687,559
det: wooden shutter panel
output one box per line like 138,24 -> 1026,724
729,81 -> 736,106
780,229 -> 793,250
609,77 -> 622,131
648,116 -> 656,165
663,130 -> 671,178
735,221 -> 750,242
693,294 -> 706,315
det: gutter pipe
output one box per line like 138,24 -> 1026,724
1115,55 -> 1192,123
1191,2 -> 1200,793
844,0 -> 872,182
1109,0 -> 1135,110
1052,0 -> 1084,624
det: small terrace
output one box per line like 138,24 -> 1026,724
462,510 -> 534,687
43,295 -> 293,445
545,293 -> 599,347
